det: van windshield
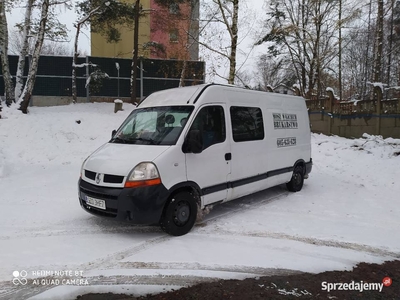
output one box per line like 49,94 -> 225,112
111,106 -> 194,145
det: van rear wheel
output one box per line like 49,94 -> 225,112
286,166 -> 304,192
160,191 -> 198,236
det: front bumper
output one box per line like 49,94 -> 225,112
78,178 -> 169,225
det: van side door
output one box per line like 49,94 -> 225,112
184,104 -> 231,206
226,105 -> 267,200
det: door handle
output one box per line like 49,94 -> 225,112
225,153 -> 232,161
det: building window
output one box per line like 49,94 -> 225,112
169,3 -> 180,14
230,106 -> 264,142
170,29 -> 179,42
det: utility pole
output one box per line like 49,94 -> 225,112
387,0 -> 395,87
338,0 -> 342,101
373,0 -> 384,84
131,0 -> 140,103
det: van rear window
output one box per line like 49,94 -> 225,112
230,106 -> 264,142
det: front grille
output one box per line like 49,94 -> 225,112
80,186 -> 120,200
104,174 -> 124,183
85,170 -> 124,184
81,201 -> 117,218
85,170 -> 96,180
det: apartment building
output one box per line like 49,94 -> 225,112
91,0 -> 199,61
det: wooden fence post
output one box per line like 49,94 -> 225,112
114,99 -> 123,113
326,89 -> 335,135
293,86 -> 301,96
375,86 -> 382,135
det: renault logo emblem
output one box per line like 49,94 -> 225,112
95,173 -> 101,184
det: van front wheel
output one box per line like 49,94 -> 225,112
160,191 -> 198,236
286,166 -> 304,192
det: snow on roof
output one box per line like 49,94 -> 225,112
273,83 -> 294,90
385,86 -> 400,90
366,82 -> 387,93
326,87 -> 334,93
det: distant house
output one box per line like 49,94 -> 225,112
273,84 -> 295,95
91,0 -> 199,61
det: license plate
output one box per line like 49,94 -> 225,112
86,196 -> 106,210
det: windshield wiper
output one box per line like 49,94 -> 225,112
111,136 -> 157,145
132,137 -> 157,145
111,136 -> 129,144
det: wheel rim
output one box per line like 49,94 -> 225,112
173,201 -> 190,226
293,173 -> 302,187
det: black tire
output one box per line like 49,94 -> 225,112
286,166 -> 304,192
160,191 -> 198,236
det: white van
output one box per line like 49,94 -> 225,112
78,84 -> 312,236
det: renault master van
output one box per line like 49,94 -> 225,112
78,84 -> 312,236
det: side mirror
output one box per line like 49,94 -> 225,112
183,130 -> 203,154
111,130 -> 117,139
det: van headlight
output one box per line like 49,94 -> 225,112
125,162 -> 161,188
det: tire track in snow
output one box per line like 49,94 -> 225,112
113,261 -> 304,277
197,186 -> 289,226
0,275 -> 200,300
0,186 -> 289,241
205,229 -> 400,259
0,187 -> 290,300
0,235 -> 173,300
0,265 -> 302,300
3,226 -> 395,300
0,224 -> 162,240
193,186 -> 400,259
0,282 -> 54,300
78,235 -> 173,272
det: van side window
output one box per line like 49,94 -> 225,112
189,106 -> 225,150
230,106 -> 264,142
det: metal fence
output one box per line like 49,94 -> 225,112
0,55 -> 205,101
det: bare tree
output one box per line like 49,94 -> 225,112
18,0 -> 51,113
14,0 -> 70,102
0,0 -> 15,106
373,0 -> 384,84
338,0 -> 343,100
255,54 -> 296,91
17,0 -> 71,113
198,0 -> 240,84
341,29 -> 370,99
11,0 -> 70,101
131,0 -> 140,103
9,29 -> 72,56
392,0 -> 400,86
74,0 -> 135,103
13,0 -> 35,101
0,0 -> 72,113
257,0 -> 359,99
234,69 -> 252,87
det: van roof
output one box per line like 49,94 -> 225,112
138,83 -> 304,108
138,84 -> 209,108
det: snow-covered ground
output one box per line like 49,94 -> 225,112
0,103 -> 399,300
